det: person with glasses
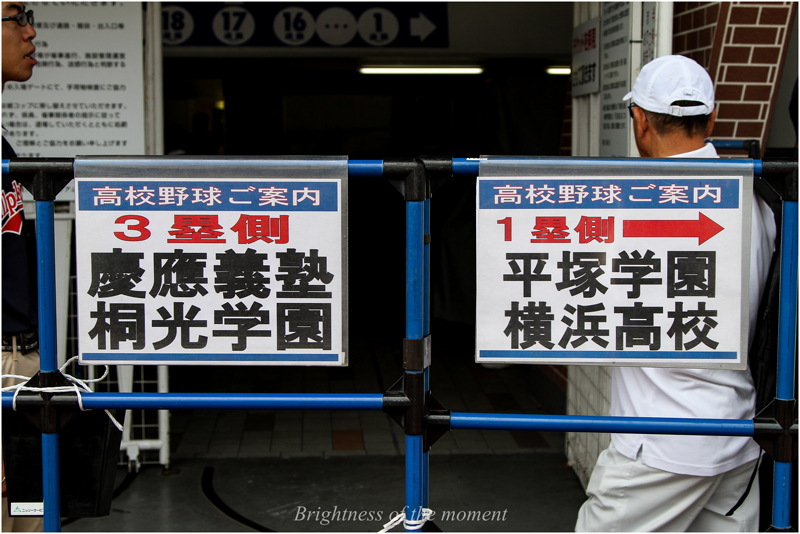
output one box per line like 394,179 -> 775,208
575,55 -> 776,532
2,3 -> 43,532
2,2 -> 35,91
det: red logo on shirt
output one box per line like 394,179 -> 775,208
2,180 -> 25,235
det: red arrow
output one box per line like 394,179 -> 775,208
623,213 -> 724,245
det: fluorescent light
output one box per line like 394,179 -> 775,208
360,67 -> 483,75
546,67 -> 571,75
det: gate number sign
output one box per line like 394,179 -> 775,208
476,173 -> 752,369
76,177 -> 346,366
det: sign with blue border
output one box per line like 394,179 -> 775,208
76,176 -> 347,366
476,173 -> 752,369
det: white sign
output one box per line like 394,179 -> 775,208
212,5 -> 256,46
273,7 -> 315,46
599,2 -> 631,157
358,8 -> 400,46
476,172 -> 752,369
1,2 -> 146,158
9,503 -> 44,516
572,18 -> 600,97
642,3 -> 657,66
75,176 -> 347,366
316,7 -> 358,46
162,5 -> 194,46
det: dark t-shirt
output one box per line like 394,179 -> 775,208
2,136 -> 38,333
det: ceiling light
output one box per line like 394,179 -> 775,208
546,67 -> 571,75
360,67 -> 483,75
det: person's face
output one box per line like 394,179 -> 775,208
2,2 -> 37,90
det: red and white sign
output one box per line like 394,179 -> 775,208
476,171 -> 752,369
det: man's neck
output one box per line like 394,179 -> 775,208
648,134 -> 707,157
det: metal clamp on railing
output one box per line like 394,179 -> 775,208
423,393 -> 450,451
7,372 -> 83,434
404,337 -> 431,372
754,400 -> 798,463
2,358 -> 125,433
382,371 -> 426,436
783,165 -> 798,202
6,158 -> 74,201
384,157 -> 431,201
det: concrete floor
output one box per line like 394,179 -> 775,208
63,454 -> 586,532
58,321 -> 587,531
163,323 -> 567,460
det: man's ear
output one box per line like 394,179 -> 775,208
633,106 -> 651,143
705,108 -> 717,138
633,106 -> 650,136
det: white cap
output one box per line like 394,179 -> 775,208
623,55 -> 715,117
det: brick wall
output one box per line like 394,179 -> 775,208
673,2 -> 720,68
674,2 -> 797,155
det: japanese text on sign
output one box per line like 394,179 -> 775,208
76,177 -> 346,366
476,174 -> 750,369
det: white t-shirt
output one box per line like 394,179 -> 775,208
611,143 -> 777,476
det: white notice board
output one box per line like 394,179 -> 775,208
2,2 -> 145,158
476,160 -> 752,369
3,2 -> 146,202
572,18 -> 600,97
599,2 -> 631,157
75,158 -> 347,366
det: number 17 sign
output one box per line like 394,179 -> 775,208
476,172 -> 752,369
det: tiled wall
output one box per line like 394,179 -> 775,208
566,365 -> 611,488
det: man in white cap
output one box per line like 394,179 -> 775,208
575,55 -> 776,531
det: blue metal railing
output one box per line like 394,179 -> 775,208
2,393 -> 385,411
450,413 -> 756,436
773,195 -> 798,530
1,156 -> 795,532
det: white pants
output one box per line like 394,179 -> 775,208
575,442 -> 759,532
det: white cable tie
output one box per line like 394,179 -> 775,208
379,513 -> 405,533
1,357 -> 123,431
1,375 -> 31,385
405,508 -> 433,531
379,508 -> 433,533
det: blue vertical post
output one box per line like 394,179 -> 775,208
406,202 -> 425,339
772,198 -> 797,530
35,196 -> 62,532
406,199 -> 425,531
422,197 -> 431,511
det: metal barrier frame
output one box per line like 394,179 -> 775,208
1,155 -> 796,532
